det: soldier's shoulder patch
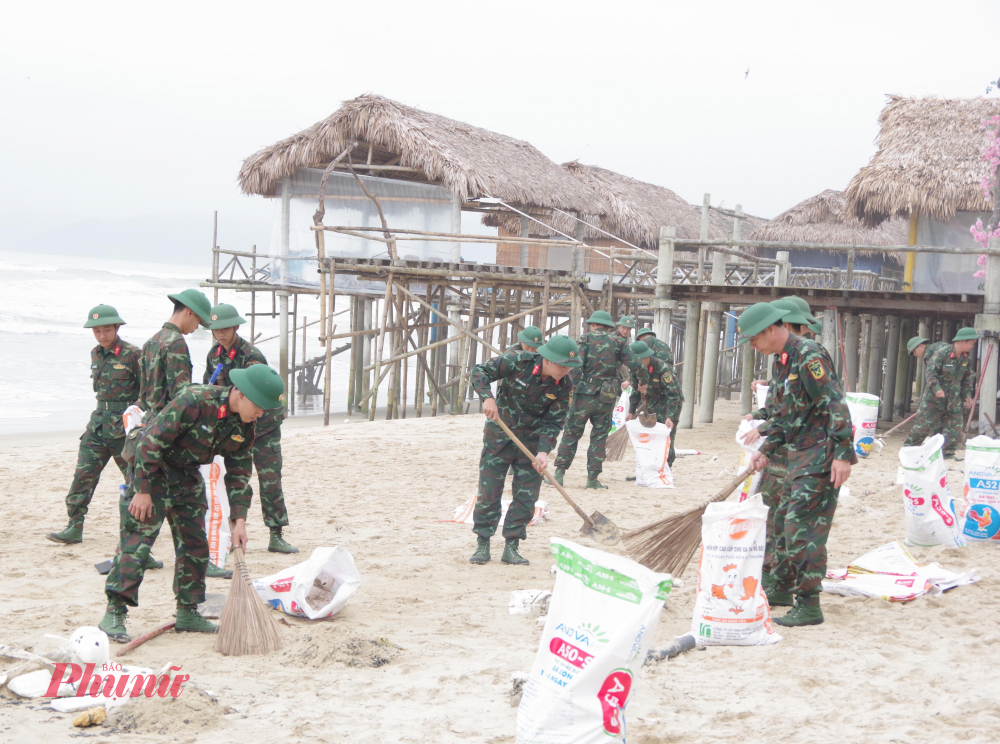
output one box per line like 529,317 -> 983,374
788,374 -> 799,380
231,434 -> 244,442
663,373 -> 673,383
218,404 -> 228,419
806,359 -> 825,380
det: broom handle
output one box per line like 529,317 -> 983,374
884,411 -> 917,436
711,467 -> 755,503
492,416 -> 597,528
115,621 -> 176,657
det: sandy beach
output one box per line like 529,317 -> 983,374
1,399 -> 998,743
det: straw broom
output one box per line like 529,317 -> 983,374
214,547 -> 283,656
623,468 -> 752,577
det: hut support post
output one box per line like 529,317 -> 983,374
977,242 -> 1000,434
942,319 -> 957,343
361,298 -> 372,413
698,304 -> 722,423
448,304 -> 462,412
844,313 -> 860,392
882,315 -> 901,422
866,315 -> 886,398
450,194 -> 462,262
651,227 -> 675,341
858,316 -> 871,393
768,251 -> 791,379
679,301 -> 701,429
893,318 -> 912,418
698,193 -> 710,283
278,291 -> 290,417
917,318 -> 932,396
519,216 -> 529,268
821,308 -> 837,360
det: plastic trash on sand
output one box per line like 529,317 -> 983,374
823,541 -> 979,602
253,547 -> 361,619
446,496 -> 548,526
509,590 -> 552,617
899,434 -> 966,548
515,538 -> 671,744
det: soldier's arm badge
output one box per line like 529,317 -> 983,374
806,359 -> 825,380
663,373 -> 673,384
545,393 -> 556,399
231,434 -> 244,442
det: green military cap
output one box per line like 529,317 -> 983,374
84,304 -> 126,328
809,319 -> 823,335
537,335 -> 583,368
209,303 -> 246,330
616,315 -> 636,329
517,325 -> 543,346
635,327 -> 655,339
954,327 -> 979,342
630,341 -> 654,360
585,310 -> 616,327
770,298 -> 812,327
735,302 -> 790,346
786,296 -> 816,319
167,289 -> 213,326
907,336 -> 929,354
230,364 -> 285,410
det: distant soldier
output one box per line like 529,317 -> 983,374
514,325 -> 543,353
904,328 -> 978,458
907,335 -> 948,364
48,306 -> 140,545
205,304 -> 298,556
626,341 -> 683,467
615,315 -> 635,341
554,311 -> 646,489
467,336 -> 581,566
635,327 -> 674,366
99,365 -> 284,643
737,302 -> 856,628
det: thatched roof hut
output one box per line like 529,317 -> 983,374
237,94 -> 603,215
483,161 -> 728,247
749,189 -> 907,263
843,95 -> 1000,227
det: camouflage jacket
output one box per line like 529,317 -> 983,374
133,385 -> 255,520
645,336 -> 674,367
759,334 -> 856,467
469,351 -> 573,453
138,323 -> 193,415
924,343 -> 975,401
753,342 -> 840,422
629,356 -> 683,421
88,337 -> 141,438
204,334 -> 283,435
570,328 -> 646,397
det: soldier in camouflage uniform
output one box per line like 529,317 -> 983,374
738,302 -> 856,628
514,325 -> 543,353
626,341 -> 683,467
467,335 -> 581,566
205,303 -> 297,555
615,315 -> 635,341
905,328 -> 977,458
99,365 -> 284,643
554,311 -> 646,489
48,305 -> 141,544
635,327 -> 674,366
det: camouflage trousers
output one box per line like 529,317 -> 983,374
905,395 -> 965,455
770,444 -> 838,606
65,418 -> 128,530
106,465 -> 208,609
473,433 -> 543,541
252,427 -> 288,528
555,392 -> 614,477
757,459 -> 787,574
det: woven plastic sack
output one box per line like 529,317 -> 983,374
625,420 -> 673,488
252,547 -> 361,620
899,434 -> 966,548
610,388 -> 630,434
959,435 -> 1000,541
200,456 -> 231,569
690,494 -> 781,646
846,392 -> 880,458
516,538 -> 671,743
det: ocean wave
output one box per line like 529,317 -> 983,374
0,261 -> 60,273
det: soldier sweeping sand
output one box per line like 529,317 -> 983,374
99,365 -> 284,643
466,335 -> 581,566
626,341 -> 683,467
736,302 -> 856,628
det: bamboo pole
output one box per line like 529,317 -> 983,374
323,266 -> 336,426
370,278 -> 394,421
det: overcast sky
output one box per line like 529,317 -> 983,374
1,0 -> 996,264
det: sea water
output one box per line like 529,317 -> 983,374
0,249 -> 359,436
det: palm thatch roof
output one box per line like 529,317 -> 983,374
237,94 -> 604,215
749,190 -> 907,263
843,95 -> 1000,227
483,161 -> 734,249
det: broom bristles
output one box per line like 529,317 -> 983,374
605,425 -> 630,462
215,547 -> 283,656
